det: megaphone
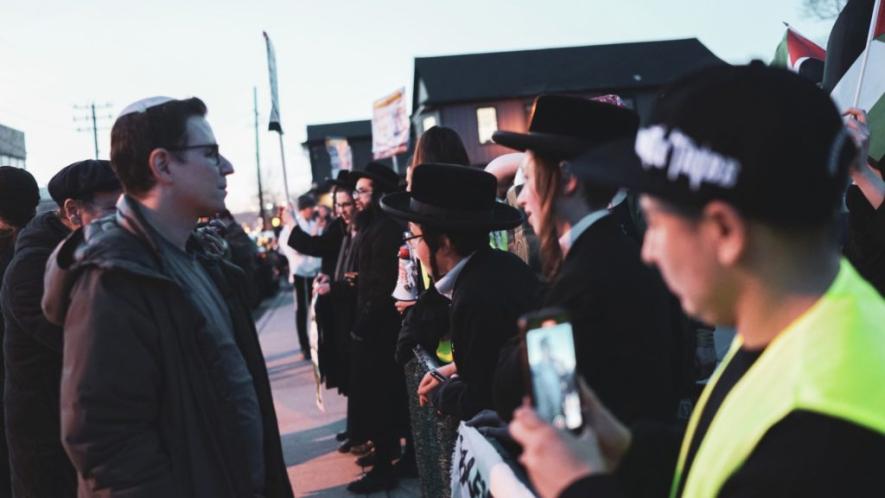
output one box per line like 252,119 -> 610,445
392,245 -> 419,301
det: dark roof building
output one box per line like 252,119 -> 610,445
0,122 -> 26,169
412,38 -> 725,165
302,119 -> 409,185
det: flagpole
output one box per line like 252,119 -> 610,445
253,87 -> 267,229
276,132 -> 292,207
852,0 -> 883,107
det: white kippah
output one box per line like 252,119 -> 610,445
117,96 -> 176,119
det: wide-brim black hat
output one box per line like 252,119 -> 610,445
492,95 -> 639,158
351,161 -> 400,192
381,163 -> 523,231
327,170 -> 355,190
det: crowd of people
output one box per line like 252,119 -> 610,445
0,60 -> 882,498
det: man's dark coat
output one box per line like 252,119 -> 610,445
433,247 -> 542,421
495,215 -> 687,424
1,211 -> 75,497
41,197 -> 293,498
349,207 -> 406,444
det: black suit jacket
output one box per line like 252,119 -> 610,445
433,247 -> 542,421
495,215 -> 686,424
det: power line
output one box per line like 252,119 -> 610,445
73,102 -> 113,159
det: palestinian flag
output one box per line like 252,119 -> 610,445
772,23 -> 827,82
826,0 -> 885,162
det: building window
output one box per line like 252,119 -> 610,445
422,115 -> 438,133
476,107 -> 498,144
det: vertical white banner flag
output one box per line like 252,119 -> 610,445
263,31 -> 283,134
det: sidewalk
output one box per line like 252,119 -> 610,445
257,290 -> 421,498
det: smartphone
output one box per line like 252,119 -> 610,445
520,307 -> 583,432
412,346 -> 446,382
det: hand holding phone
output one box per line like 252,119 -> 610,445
521,307 -> 583,433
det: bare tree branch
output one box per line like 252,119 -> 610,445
801,0 -> 848,20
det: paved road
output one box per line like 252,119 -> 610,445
258,290 -> 421,498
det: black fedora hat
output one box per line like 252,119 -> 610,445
492,95 -> 639,158
351,161 -> 400,192
380,163 -> 523,231
327,170 -> 355,190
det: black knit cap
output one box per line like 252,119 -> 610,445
0,166 -> 40,228
567,62 -> 856,226
48,159 -> 121,207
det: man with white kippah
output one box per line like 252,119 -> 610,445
41,96 -> 294,498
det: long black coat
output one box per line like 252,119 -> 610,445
432,247 -> 542,421
41,197 -> 293,498
0,210 -> 76,497
495,215 -> 688,424
349,208 -> 406,441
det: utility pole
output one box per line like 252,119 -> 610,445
253,87 -> 267,230
74,102 -> 113,159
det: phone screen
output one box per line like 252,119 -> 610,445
525,320 -> 583,431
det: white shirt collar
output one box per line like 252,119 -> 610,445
434,252 -> 476,300
558,209 -> 609,255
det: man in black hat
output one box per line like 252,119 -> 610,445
0,165 -> 41,497
510,64 -> 885,498
381,163 -> 541,422
342,161 -> 409,493
1,159 -> 121,498
490,95 -> 692,426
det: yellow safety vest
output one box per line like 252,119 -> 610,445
672,259 -> 885,498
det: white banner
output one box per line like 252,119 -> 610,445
325,137 -> 353,179
451,423 -> 536,498
263,31 -> 283,133
372,87 -> 410,159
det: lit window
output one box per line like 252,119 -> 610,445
422,115 -> 438,132
476,107 -> 498,144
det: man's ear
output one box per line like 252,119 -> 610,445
147,149 -> 175,185
62,198 -> 81,227
560,171 -> 580,197
702,201 -> 747,267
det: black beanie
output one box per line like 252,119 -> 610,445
0,166 -> 40,228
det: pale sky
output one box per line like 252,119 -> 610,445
0,0 -> 836,214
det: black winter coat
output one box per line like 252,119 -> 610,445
432,248 -> 542,421
0,211 -> 76,498
495,215 -> 687,424
41,197 -> 293,498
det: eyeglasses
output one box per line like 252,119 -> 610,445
402,233 -> 423,244
353,188 -> 373,197
336,201 -> 355,208
168,143 -> 221,166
